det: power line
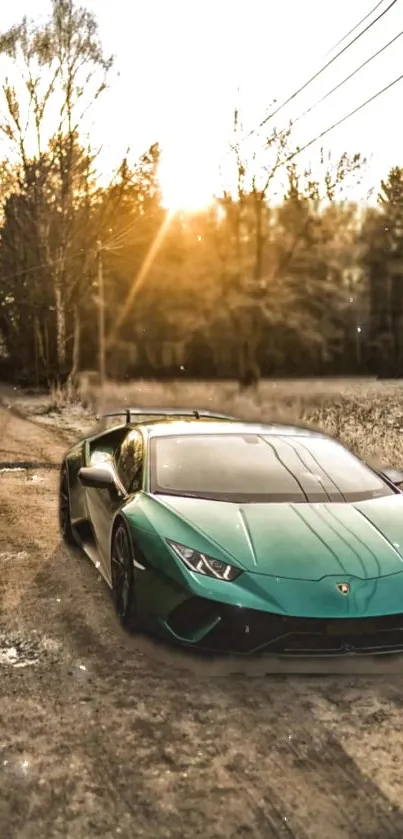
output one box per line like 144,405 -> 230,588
290,31 -> 403,134
2,77 -> 402,316
221,70 -> 400,278
0,249 -> 84,287
103,220 -> 137,251
264,70 -> 403,292
102,216 -> 150,252
279,71 -> 403,169
224,72 -> 403,193
15,76 -> 399,296
108,71 -> 402,351
324,0 -> 389,56
244,0 -> 398,142
0,215 -> 137,287
3,75 -> 401,294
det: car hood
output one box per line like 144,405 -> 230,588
147,493 -> 403,581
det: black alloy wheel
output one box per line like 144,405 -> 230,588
111,522 -> 139,630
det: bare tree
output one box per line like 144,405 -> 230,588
215,107 -> 292,389
0,0 -> 113,378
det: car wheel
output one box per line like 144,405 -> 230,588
111,522 -> 139,630
59,464 -> 76,546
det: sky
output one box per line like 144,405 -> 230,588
0,0 -> 402,209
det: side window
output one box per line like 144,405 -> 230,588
116,430 -> 144,493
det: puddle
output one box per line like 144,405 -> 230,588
0,631 -> 60,668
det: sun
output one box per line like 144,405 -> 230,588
158,149 -> 216,213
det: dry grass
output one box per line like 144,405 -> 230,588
8,376 -> 403,468
95,377 -> 403,468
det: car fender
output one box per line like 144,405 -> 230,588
110,512 -> 147,572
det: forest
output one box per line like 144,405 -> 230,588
0,0 -> 402,386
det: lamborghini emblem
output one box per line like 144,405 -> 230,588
336,583 -> 350,595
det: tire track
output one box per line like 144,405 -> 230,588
210,678 -> 403,838
0,473 -> 308,839
81,679 -> 303,839
293,680 -> 403,815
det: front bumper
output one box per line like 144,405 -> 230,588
165,597 -> 403,656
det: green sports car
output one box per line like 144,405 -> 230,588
59,407 -> 403,657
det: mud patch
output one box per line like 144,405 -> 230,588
0,631 -> 60,668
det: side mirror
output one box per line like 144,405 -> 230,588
382,467 -> 403,488
78,465 -> 117,490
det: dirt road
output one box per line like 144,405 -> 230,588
2,403 -> 403,839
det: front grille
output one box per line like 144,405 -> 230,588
168,599 -> 403,656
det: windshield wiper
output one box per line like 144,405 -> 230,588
152,490 -> 254,503
153,490 -> 212,500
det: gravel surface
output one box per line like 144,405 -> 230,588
2,396 -> 403,838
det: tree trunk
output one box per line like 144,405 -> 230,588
71,305 -> 80,379
54,280 -> 66,375
34,317 -> 39,388
254,193 -> 263,282
35,317 -> 51,383
66,306 -> 81,399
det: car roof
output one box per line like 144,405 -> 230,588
133,418 -> 328,439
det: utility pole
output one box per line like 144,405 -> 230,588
96,239 -> 106,411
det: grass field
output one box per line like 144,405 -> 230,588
13,375 -> 403,470
97,377 -> 403,468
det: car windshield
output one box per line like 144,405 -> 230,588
149,433 -> 395,503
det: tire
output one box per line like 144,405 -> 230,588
59,463 -> 76,546
111,521 -> 139,630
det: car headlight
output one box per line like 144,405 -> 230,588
167,540 -> 242,581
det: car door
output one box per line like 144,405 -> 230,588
85,428 -> 144,572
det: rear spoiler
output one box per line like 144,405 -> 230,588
96,408 -> 237,425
